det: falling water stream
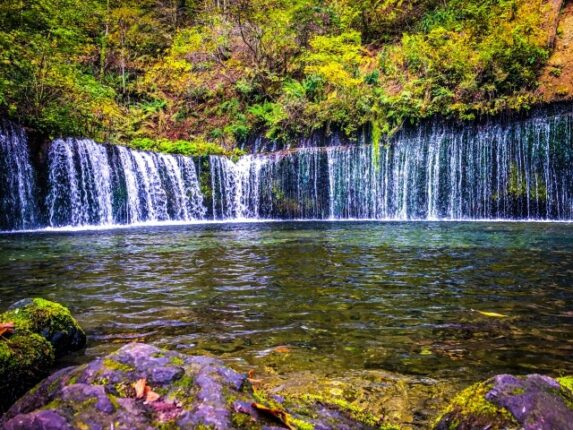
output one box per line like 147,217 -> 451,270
1,107 -> 573,230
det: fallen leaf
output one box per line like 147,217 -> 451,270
145,390 -> 160,404
474,310 -> 508,318
251,402 -> 294,430
0,322 -> 15,337
133,378 -> 147,399
247,369 -> 263,385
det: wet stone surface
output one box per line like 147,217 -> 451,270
1,343 -> 381,430
434,373 -> 573,430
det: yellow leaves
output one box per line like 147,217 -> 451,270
171,29 -> 205,57
302,31 -> 368,89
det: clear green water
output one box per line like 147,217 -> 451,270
1,221 -> 572,385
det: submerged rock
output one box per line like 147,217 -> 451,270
0,298 -> 86,412
1,343 -> 383,430
434,373 -> 573,430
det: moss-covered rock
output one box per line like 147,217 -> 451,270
0,298 -> 86,412
434,374 -> 573,430
0,333 -> 55,412
1,298 -> 86,355
1,343 -> 382,430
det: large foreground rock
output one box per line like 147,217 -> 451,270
434,374 -> 573,430
1,343 -> 382,430
0,298 -> 87,411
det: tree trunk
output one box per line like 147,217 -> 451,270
548,0 -> 565,49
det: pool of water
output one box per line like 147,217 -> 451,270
1,221 -> 572,385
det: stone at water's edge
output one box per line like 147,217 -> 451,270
1,343 -> 381,430
434,373 -> 573,430
4,298 -> 86,356
0,298 -> 86,412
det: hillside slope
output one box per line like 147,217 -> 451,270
0,0 -> 570,154
539,0 -> 573,102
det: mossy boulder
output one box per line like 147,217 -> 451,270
2,298 -> 86,356
434,374 -> 573,430
0,298 -> 86,412
0,333 -> 55,413
1,343 -> 382,430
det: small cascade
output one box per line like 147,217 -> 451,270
47,139 -> 114,226
0,122 -> 38,230
46,139 -> 205,227
210,148 -> 328,219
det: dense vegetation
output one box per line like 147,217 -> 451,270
0,0 -> 551,153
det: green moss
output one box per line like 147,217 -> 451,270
170,356 -> 185,366
114,381 -> 134,398
231,411 -> 259,429
299,393 -> 379,427
557,376 -> 573,394
174,373 -> 194,389
156,422 -> 180,430
0,332 -> 55,411
0,298 -> 85,348
166,373 -> 196,407
433,380 -> 518,430
511,387 -> 525,396
103,357 -> 133,372
290,417 -> 315,430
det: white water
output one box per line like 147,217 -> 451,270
2,108 -> 573,231
210,114 -> 573,220
0,122 -> 38,230
46,139 -> 205,227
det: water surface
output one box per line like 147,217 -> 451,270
1,221 -> 572,385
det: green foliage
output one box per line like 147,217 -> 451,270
130,137 -> 245,157
0,0 -> 552,148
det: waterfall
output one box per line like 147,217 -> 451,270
2,105 -> 573,231
0,122 -> 38,230
46,139 -> 205,227
210,148 -> 328,219
210,111 -> 573,220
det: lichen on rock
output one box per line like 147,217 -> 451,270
434,374 -> 573,430
1,342 -> 384,430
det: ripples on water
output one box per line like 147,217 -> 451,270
0,221 -> 572,385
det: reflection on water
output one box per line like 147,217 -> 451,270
0,221 -> 572,385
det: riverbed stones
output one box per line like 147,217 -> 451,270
0,298 -> 86,412
434,373 -> 573,430
1,342 -> 381,430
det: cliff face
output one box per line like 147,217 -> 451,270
539,0 -> 573,102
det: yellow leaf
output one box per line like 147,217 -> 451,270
251,403 -> 294,430
475,310 -> 508,318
